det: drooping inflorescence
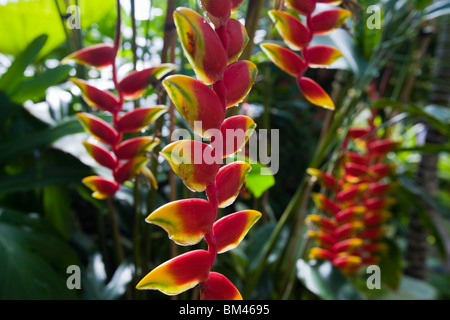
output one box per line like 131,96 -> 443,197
306,117 -> 398,273
136,0 -> 262,300
261,0 -> 352,110
61,11 -> 175,199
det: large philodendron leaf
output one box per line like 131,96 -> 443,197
173,7 -> 228,85
136,250 -> 212,295
146,199 -> 216,246
160,140 -> 221,192
163,75 -> 225,138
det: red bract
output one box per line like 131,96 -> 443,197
307,118 -> 398,273
137,1 -> 262,300
261,0 -> 352,110
62,22 -> 174,199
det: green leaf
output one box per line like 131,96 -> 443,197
43,185 -> 72,240
0,34 -> 47,94
375,275 -> 438,300
422,0 -> 450,21
9,65 -> 73,104
296,259 -> 366,300
240,158 -> 275,198
377,239 -> 402,290
0,116 -> 83,163
0,218 -> 79,299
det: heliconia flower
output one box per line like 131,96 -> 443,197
308,230 -> 336,249
114,136 -> 160,160
82,176 -> 120,199
285,0 -> 316,16
213,210 -> 262,253
217,115 -> 256,158
231,0 -> 245,12
367,139 -> 398,156
199,0 -> 231,27
333,221 -> 364,240
310,9 -> 352,35
118,64 -> 176,100
317,0 -> 342,4
223,61 -> 258,108
332,255 -> 361,270
61,43 -> 115,68
304,45 -> 343,68
348,127 -> 371,139
115,106 -> 168,133
363,197 -> 396,211
297,77 -> 335,110
216,161 -> 252,208
345,151 -> 370,166
363,211 -> 391,226
76,113 -> 120,146
82,141 -> 117,170
226,19 -> 249,63
160,140 -> 221,192
136,250 -> 212,295
260,43 -> 307,77
70,78 -> 121,113
332,238 -> 363,253
113,156 -> 149,184
200,272 -> 243,300
344,162 -> 368,178
305,214 -> 337,233
146,199 -> 216,246
367,182 -> 394,196
335,206 -> 365,223
139,165 -> 159,190
173,7 -> 228,85
268,10 -> 311,51
362,242 -> 387,253
306,168 -> 338,190
361,227 -> 386,240
336,184 -> 367,203
369,163 -> 394,178
308,247 -> 335,261
311,193 -> 340,215
162,75 -> 225,138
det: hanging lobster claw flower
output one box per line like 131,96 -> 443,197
216,161 -> 252,208
163,75 -> 225,138
217,115 -> 256,158
310,9 -> 352,35
70,78 -> 121,113
297,77 -> 335,110
231,0 -> 245,12
311,193 -> 340,215
333,221 -> 364,240
118,64 -> 176,100
285,0 -> 316,16
308,247 -> 335,261
82,176 -> 120,199
304,45 -> 343,68
260,43 -> 307,77
76,113 -> 120,146
116,106 -> 168,133
269,10 -> 311,51
160,140 -> 221,192
199,0 -> 231,27
345,151 -> 370,166
146,199 -> 216,246
348,127 -> 371,139
200,272 -> 242,300
226,19 -> 249,63
335,206 -> 365,223
136,250 -> 212,295
305,214 -> 337,233
173,7 -> 228,84
115,136 -> 160,160
113,156 -> 149,184
336,183 -> 368,202
367,139 -> 398,156
307,168 -> 337,190
213,210 -> 262,253
332,238 -> 363,253
223,60 -> 258,108
308,230 -> 336,249
332,255 -> 362,270
82,141 -> 117,170
61,43 -> 115,68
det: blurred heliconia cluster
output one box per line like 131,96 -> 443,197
136,0 -> 262,300
306,116 -> 398,273
61,42 -> 175,199
261,0 -> 352,110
